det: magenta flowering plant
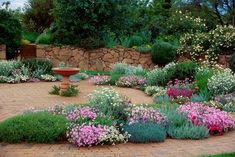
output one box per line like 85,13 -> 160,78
178,102 -> 235,135
89,75 -> 111,85
116,76 -> 146,87
167,78 -> 194,98
67,107 -> 97,123
128,106 -> 167,125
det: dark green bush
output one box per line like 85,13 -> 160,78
151,41 -> 177,65
0,9 -> 22,59
169,60 -> 198,80
167,123 -> 209,139
128,35 -> 144,47
53,0 -> 132,47
123,122 -> 166,143
0,112 -> 68,143
230,53 -> 235,73
22,58 -> 53,78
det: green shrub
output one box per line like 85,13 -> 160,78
136,45 -> 152,54
169,60 -> 198,81
23,31 -> 40,43
0,60 -> 22,77
0,9 -> 22,59
36,31 -> 53,44
0,112 -> 68,143
22,58 -> 53,78
146,62 -> 176,86
109,73 -> 123,85
88,88 -> 130,120
230,53 -> 235,73
151,41 -> 177,66
123,122 -> 166,143
128,35 -> 144,47
167,123 -> 209,139
49,85 -> 60,95
60,85 -> 79,97
103,32 -> 118,48
195,66 -> 215,92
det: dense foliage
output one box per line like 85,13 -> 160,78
22,0 -> 54,32
0,9 -> 22,59
52,0 -> 132,48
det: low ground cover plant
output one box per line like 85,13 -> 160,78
0,112 -> 68,143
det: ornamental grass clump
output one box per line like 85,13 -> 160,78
89,75 -> 111,85
178,102 -> 235,135
128,106 -> 167,125
88,88 -> 131,120
208,69 -> 235,95
123,122 -> 166,143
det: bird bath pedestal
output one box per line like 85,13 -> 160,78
52,67 -> 80,93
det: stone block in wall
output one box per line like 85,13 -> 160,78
0,44 -> 6,60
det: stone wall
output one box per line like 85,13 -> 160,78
0,44 -> 6,60
36,45 -> 155,71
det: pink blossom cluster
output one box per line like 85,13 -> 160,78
167,88 -> 194,98
167,79 -> 194,98
128,106 -> 167,125
68,124 -> 105,147
67,107 -> 97,122
178,102 -> 235,134
89,75 -> 110,85
116,76 -> 146,87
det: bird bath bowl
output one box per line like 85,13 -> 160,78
52,67 -> 80,92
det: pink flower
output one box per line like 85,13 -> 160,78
178,102 -> 235,135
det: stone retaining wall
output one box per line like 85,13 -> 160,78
36,45 -> 155,71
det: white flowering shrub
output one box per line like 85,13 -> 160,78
208,69 -> 235,95
99,126 -> 129,145
178,25 -> 235,64
88,88 -> 131,120
144,86 -> 166,96
167,10 -> 207,35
